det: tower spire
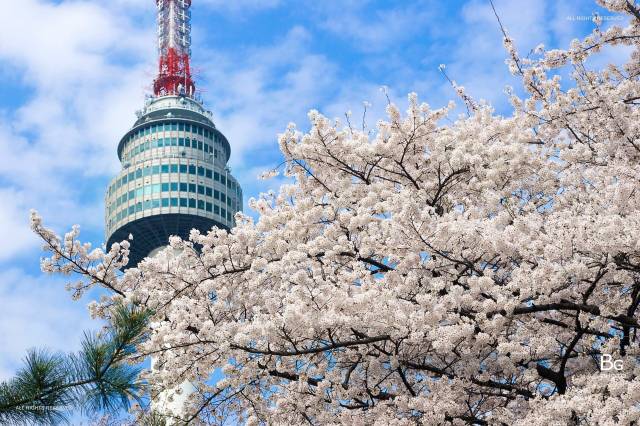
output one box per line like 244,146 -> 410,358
154,0 -> 195,97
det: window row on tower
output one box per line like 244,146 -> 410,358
108,197 -> 235,231
121,121 -> 224,161
108,163 -> 241,198
109,183 -> 237,212
127,121 -> 216,142
124,136 -> 219,162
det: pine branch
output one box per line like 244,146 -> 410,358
0,304 -> 150,425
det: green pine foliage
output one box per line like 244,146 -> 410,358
0,304 -> 150,425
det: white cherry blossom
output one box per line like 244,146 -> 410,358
30,2 -> 640,424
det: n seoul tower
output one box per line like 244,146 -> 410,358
105,0 -> 242,268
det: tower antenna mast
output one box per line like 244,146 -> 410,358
154,0 -> 195,97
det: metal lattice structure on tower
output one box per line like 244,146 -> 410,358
154,0 -> 195,96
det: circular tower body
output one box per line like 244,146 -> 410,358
105,95 -> 242,267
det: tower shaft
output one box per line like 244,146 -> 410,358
106,1 -> 242,423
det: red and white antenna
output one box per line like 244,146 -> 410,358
154,0 -> 195,97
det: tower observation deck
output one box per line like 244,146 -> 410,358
105,0 -> 242,268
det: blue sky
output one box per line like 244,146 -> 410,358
0,0 -> 628,410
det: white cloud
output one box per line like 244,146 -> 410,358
445,0 -> 551,110
0,268 -> 96,381
198,26 -> 338,164
317,2 -> 433,52
0,189 -> 38,262
0,0 -> 152,92
461,0 -> 550,53
0,0 -> 154,261
199,0 -> 281,14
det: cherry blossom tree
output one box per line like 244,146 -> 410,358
31,1 -> 640,424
